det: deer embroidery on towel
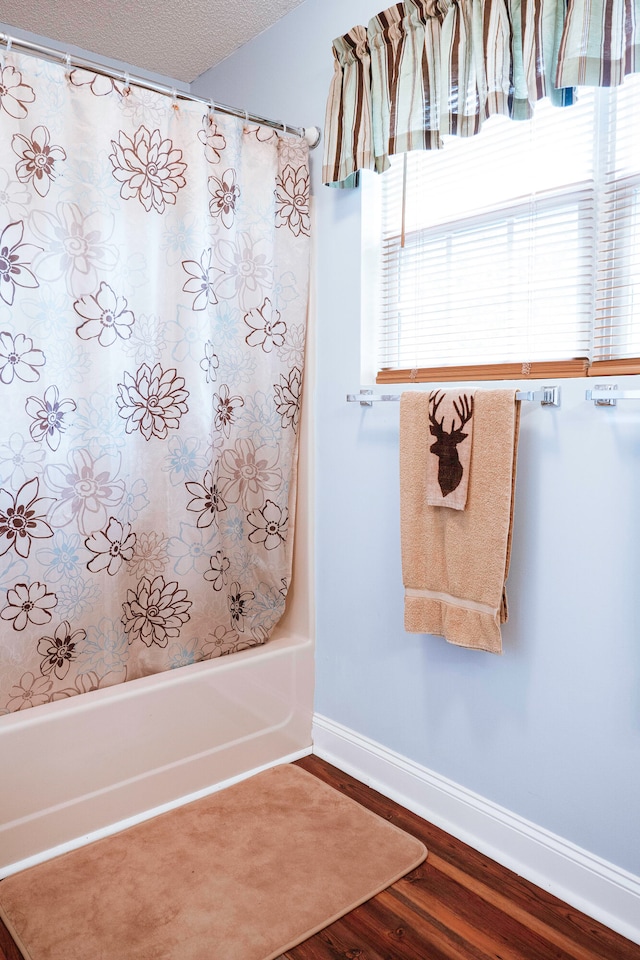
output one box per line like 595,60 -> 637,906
428,391 -> 474,497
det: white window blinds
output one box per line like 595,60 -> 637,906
594,78 -> 640,361
374,74 -> 640,375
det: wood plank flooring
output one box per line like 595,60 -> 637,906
1,753 -> 638,960
280,756 -> 640,960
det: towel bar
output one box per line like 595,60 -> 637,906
347,387 -> 560,407
585,385 -> 640,407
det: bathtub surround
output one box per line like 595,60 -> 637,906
400,390 -> 520,653
0,763 -> 426,960
0,50 -> 310,714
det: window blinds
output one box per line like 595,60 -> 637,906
593,76 -> 640,362
375,75 -> 640,375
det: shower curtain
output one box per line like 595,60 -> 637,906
0,53 -> 310,714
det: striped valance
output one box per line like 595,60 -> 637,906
323,0 -> 640,187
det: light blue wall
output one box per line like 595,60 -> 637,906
194,0 -> 640,879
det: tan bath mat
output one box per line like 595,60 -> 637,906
0,763 -> 427,960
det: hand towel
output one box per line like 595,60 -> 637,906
426,390 -> 475,510
400,389 -> 520,654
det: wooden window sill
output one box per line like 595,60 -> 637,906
376,359 -> 591,384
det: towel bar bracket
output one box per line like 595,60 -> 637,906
346,386 -> 560,407
586,385 -> 624,406
346,390 -> 401,407
517,386 -> 560,406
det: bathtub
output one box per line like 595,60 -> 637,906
0,631 -> 314,878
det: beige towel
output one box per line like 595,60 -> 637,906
400,389 -> 520,654
426,390 -> 475,510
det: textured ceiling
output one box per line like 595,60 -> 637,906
0,0 -> 306,83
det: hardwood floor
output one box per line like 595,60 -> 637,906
0,919 -> 20,960
1,754 -> 638,960
279,756 -> 639,960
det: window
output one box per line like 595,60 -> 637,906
364,74 -> 640,383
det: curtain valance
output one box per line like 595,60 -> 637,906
322,0 -> 640,187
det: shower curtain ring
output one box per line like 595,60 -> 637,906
123,71 -> 131,96
171,88 -> 179,112
64,52 -> 72,80
1,35 -> 11,68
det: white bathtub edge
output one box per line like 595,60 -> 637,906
0,634 -> 313,732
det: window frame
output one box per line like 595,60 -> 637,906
361,85 -> 640,385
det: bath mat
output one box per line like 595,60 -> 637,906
0,763 -> 427,960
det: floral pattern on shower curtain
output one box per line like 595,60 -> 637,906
0,54 -> 310,714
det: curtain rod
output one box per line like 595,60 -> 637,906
0,33 -> 322,148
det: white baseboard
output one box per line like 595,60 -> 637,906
312,714 -> 640,947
